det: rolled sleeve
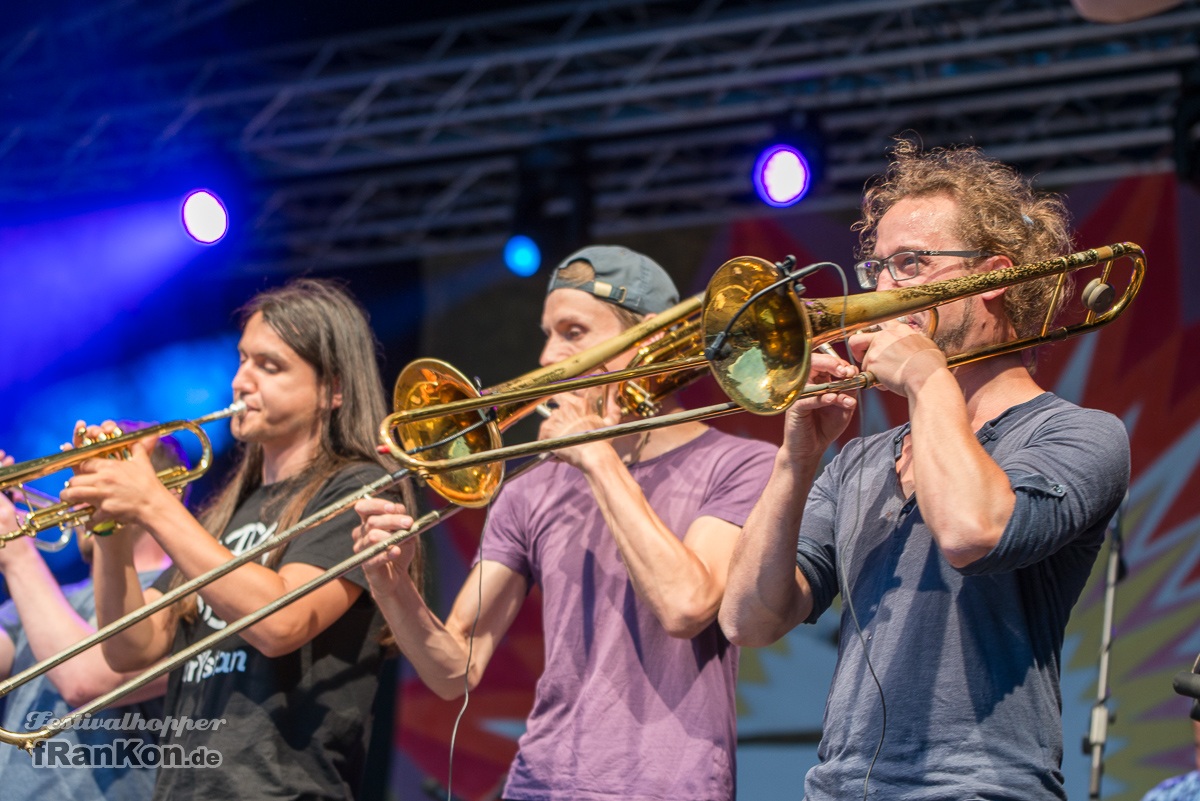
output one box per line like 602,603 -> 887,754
958,409 -> 1130,576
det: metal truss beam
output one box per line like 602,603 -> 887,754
0,0 -> 267,77
1,0 -> 1196,269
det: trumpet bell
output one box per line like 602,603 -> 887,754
390,359 -> 505,508
703,256 -> 813,415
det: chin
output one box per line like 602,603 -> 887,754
230,423 -> 260,444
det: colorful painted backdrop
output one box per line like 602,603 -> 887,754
392,172 -> 1200,801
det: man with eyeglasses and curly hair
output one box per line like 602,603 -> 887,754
720,139 -> 1131,801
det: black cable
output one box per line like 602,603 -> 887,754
445,500 -> 494,801
704,260 -> 840,362
840,427 -> 887,801
406,407 -> 498,457
815,260 -> 886,800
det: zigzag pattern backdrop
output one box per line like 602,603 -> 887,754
393,173 -> 1200,801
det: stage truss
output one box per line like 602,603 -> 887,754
1,0 -> 1196,269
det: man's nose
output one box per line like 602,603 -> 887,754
232,364 -> 253,395
540,339 -> 566,367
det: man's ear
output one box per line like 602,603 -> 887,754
980,254 -> 1014,301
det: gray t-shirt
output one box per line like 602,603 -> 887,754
0,569 -> 164,801
795,392 -> 1130,801
479,427 -> 776,801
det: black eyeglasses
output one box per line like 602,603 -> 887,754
854,250 -> 995,289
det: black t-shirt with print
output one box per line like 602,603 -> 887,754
150,462 -> 389,801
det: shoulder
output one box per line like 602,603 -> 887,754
1005,394 -> 1129,455
314,461 -> 390,498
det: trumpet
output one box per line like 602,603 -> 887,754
0,402 -> 246,547
0,242 -> 1143,754
380,242 -> 1144,478
0,450 -> 550,753
2,485 -> 77,552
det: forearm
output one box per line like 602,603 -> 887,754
580,447 -> 722,638
719,453 -> 816,646
92,536 -> 171,672
1,548 -> 116,701
909,370 -> 1015,567
369,573 -> 483,700
133,496 -> 320,651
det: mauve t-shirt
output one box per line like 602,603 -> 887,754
477,427 -> 776,801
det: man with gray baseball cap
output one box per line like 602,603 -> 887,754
546,245 -> 680,316
355,243 -> 776,800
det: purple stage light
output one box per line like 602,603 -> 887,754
181,190 -> 228,244
752,145 -> 812,208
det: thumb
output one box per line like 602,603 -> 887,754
131,433 -> 161,463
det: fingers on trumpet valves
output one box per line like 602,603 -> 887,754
73,420 -> 125,450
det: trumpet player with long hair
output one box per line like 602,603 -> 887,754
63,279 -> 418,801
354,246 -> 779,800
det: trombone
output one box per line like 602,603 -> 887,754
0,242 -> 1143,753
0,402 -> 246,547
382,295 -> 710,507
380,242 -> 1144,479
0,452 -> 550,753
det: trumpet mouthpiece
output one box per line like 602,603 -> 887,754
229,400 -> 248,416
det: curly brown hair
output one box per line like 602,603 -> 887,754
855,138 -> 1073,340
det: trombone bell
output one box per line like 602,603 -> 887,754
387,360 -> 505,508
702,256 -> 814,415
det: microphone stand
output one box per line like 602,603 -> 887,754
1085,500 -> 1127,799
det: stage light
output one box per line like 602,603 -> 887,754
753,145 -> 812,208
181,190 -> 228,243
504,234 -> 541,276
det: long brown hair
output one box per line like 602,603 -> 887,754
175,278 -> 421,624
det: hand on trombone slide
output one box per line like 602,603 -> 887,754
352,498 -> 418,593
780,346 -> 859,465
537,384 -> 625,470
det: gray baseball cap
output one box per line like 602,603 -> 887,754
546,245 -> 679,315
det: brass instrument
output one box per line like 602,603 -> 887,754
381,296 -> 709,507
0,402 -> 246,546
0,451 -> 549,753
0,242 -> 1143,755
380,242 -> 1144,483
2,485 -> 77,552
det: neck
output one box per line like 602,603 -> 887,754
260,434 -> 320,485
951,353 -> 1045,430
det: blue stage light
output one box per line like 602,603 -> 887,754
504,235 -> 541,276
181,190 -> 228,243
753,145 -> 812,208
